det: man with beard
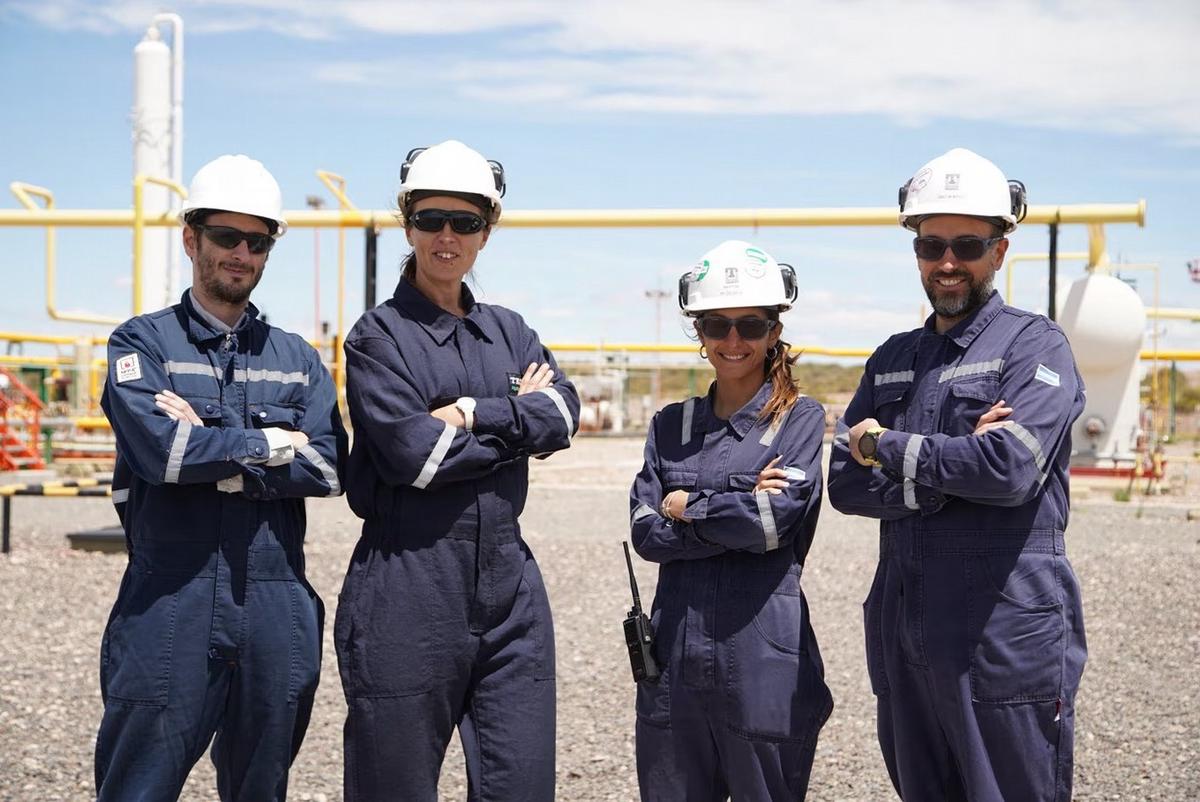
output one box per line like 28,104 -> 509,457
827,148 -> 1087,802
95,154 -> 347,801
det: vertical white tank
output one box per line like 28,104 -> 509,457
1057,272 -> 1146,465
132,26 -> 172,312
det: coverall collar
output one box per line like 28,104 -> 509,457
923,289 -> 1005,348
392,277 -> 498,346
702,380 -> 773,439
181,289 -> 258,343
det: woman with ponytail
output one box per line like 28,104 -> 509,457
628,240 -> 832,801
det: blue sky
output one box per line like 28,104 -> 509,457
2,0 -> 1198,361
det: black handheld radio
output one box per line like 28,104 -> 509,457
622,541 -> 660,683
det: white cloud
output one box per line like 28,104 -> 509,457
11,1 -> 1198,138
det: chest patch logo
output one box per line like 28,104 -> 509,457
507,372 -> 522,395
1034,364 -> 1060,387
115,353 -> 142,384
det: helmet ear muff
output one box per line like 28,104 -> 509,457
1009,179 -> 1028,223
778,263 -> 798,305
400,147 -> 426,185
898,179 -> 912,212
677,270 -> 693,312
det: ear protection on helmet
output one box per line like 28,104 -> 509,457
779,263 -> 798,304
400,146 -> 507,197
677,269 -> 691,311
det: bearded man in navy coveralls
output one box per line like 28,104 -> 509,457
95,155 -> 347,801
828,148 -> 1087,802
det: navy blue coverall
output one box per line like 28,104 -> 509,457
96,290 -> 347,801
827,291 -> 1087,802
630,383 -> 833,802
338,278 -> 580,802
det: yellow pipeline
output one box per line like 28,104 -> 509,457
0,331 -> 106,346
0,202 -> 1149,229
314,170 -> 357,401
10,182 -> 122,325
1004,252 -> 1090,305
133,174 -> 188,315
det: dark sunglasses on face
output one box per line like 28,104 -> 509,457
409,209 -> 487,235
696,315 -> 778,341
913,235 -> 1003,262
195,224 -> 275,255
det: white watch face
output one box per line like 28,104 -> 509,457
457,397 -> 476,413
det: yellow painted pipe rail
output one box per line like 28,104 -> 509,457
10,182 -> 122,325
133,174 -> 188,315
0,202 -> 1148,229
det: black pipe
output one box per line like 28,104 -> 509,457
364,226 -> 378,310
1048,222 -> 1058,321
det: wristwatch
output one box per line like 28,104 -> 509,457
858,426 -> 887,467
455,397 -> 477,431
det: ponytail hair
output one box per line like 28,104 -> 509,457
401,251 -> 417,282
760,311 -> 801,424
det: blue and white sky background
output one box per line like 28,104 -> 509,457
2,1 -> 1198,360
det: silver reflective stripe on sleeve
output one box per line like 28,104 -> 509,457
834,431 -> 850,446
164,421 -> 192,483
111,488 -> 129,504
939,358 -> 1005,383
759,406 -> 791,447
163,360 -> 220,380
875,371 -> 914,385
680,398 -> 695,445
233,368 -> 309,386
537,387 -> 575,437
998,421 -> 1047,470
298,444 -> 341,496
413,422 -> 456,490
631,503 -> 656,524
903,478 -> 918,510
755,491 -> 780,551
903,434 -> 923,481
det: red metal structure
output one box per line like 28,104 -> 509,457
0,367 -> 46,471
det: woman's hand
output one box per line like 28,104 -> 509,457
754,455 -> 789,495
660,489 -> 691,522
517,362 -> 553,395
155,389 -> 203,426
973,400 -> 1013,436
430,403 -> 466,428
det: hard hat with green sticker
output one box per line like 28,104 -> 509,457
677,239 -> 798,314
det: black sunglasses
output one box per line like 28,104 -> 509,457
194,224 -> 275,255
409,209 -> 488,235
696,315 -> 778,341
913,235 -> 1003,262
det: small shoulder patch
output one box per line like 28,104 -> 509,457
1034,363 -> 1060,387
115,353 -> 142,383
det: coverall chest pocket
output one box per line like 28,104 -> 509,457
943,378 -> 1000,437
726,471 -> 758,492
249,401 -> 304,431
662,469 -> 697,493
180,394 -> 224,426
871,387 -> 908,429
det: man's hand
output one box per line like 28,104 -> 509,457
155,389 -> 203,425
754,456 -> 790,495
973,400 -> 1013,436
430,403 -> 467,428
517,362 -> 553,395
660,489 -> 691,522
848,417 -> 883,466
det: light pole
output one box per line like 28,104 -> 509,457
645,287 -> 670,410
305,195 -> 324,347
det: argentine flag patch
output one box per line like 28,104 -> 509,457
1034,363 -> 1060,387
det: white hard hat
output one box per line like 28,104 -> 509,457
898,148 -> 1026,233
397,140 -> 505,225
678,240 -> 798,315
179,154 -> 287,237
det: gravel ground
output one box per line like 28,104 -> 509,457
1,438 -> 1198,801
